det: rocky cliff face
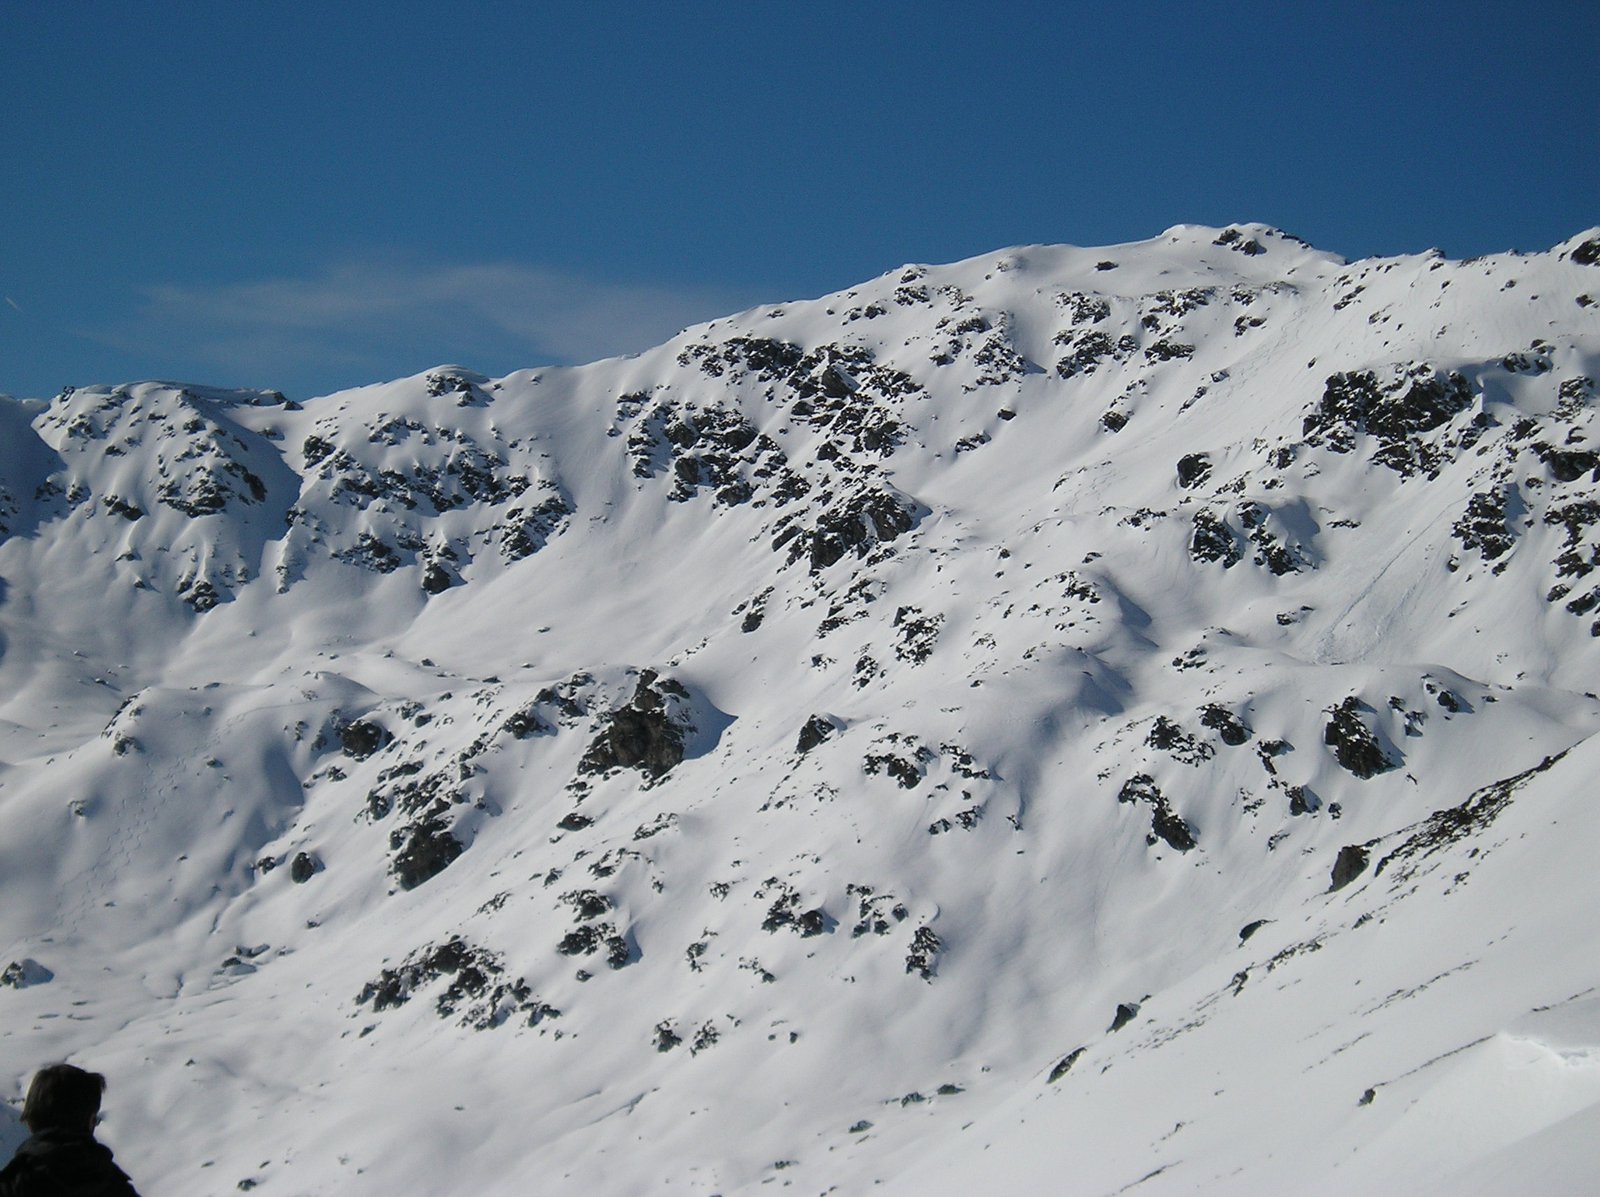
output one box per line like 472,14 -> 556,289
2,223 -> 1599,1196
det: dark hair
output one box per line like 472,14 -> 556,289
21,1064 -> 106,1133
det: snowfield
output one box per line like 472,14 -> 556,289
2,222 -> 1599,1194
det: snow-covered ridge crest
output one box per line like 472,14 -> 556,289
2,225 -> 1600,1196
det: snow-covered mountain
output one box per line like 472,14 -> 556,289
3,223 -> 1600,1195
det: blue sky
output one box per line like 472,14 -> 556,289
3,0 -> 1595,401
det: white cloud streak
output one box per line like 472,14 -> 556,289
92,257 -> 771,391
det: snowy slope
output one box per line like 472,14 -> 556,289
2,223 -> 1599,1195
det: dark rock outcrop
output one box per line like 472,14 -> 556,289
796,714 -> 837,754
1176,453 -> 1212,489
1118,774 -> 1197,852
905,925 -> 942,980
356,937 -> 555,1029
578,670 -> 691,779
1328,845 -> 1370,892
1190,509 -> 1241,567
1302,365 -> 1475,475
1047,1049 -> 1087,1082
1200,704 -> 1252,746
1323,698 -> 1396,779
339,720 -> 391,759
389,817 -> 464,890
1108,1001 -> 1141,1032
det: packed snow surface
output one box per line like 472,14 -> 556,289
3,223 -> 1600,1194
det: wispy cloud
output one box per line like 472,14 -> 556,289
89,256 -> 773,393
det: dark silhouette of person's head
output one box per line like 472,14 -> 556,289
21,1064 -> 106,1134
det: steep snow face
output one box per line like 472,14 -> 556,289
2,224 -> 1599,1196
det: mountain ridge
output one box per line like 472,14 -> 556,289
2,223 -> 1599,1195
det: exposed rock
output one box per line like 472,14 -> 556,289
1149,801 -> 1197,852
1238,501 -> 1304,574
556,925 -> 603,956
690,1021 -> 720,1054
1323,698 -> 1396,779
864,749 -> 926,789
420,561 -> 455,594
847,885 -> 907,937
425,370 -> 488,401
796,714 -> 837,755
389,817 -> 464,890
1147,715 -> 1215,764
555,920 -> 632,968
1375,750 -> 1568,884
1302,365 -> 1475,475
500,492 -> 573,561
905,925 -> 942,980
1199,704 -> 1252,746
1287,786 -> 1317,816
1545,499 -> 1600,580
1329,845 -> 1370,892
1176,453 -> 1212,489
788,485 -> 918,573
578,671 -> 691,779
302,434 -> 335,466
335,533 -> 402,573
180,578 -> 222,613
1118,774 -> 1197,852
339,720 -> 391,760
157,454 -> 267,517
355,937 -> 554,1029
892,606 -> 943,664
503,704 -> 552,740
759,881 -> 829,937
1145,339 -> 1194,363
1534,443 -> 1600,483
1190,509 -> 1241,567
560,888 -> 612,921
739,587 -> 773,632
1213,227 -> 1264,255
1452,487 -> 1516,560
1054,329 -> 1137,379
1570,237 -> 1600,266
1047,1048 -> 1087,1082
0,959 -> 52,988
